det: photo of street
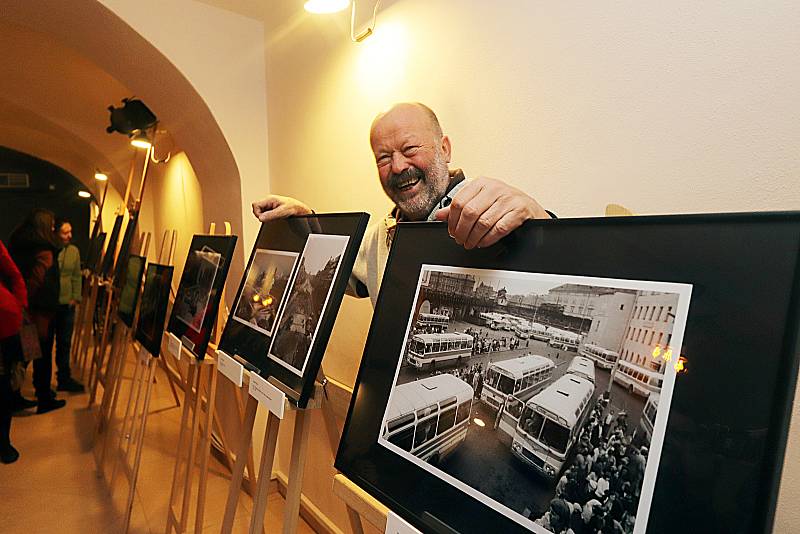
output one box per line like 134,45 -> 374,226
379,265 -> 691,533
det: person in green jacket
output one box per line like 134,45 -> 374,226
53,218 -> 84,392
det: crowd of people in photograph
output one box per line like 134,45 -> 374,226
463,326 -> 526,354
534,395 -> 648,534
0,208 -> 84,465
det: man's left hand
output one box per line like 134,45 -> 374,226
434,176 -> 550,249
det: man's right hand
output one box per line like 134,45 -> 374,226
252,195 -> 313,222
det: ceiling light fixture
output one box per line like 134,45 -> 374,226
304,0 -> 381,42
94,170 -> 108,181
78,190 -> 92,199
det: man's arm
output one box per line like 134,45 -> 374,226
252,195 -> 313,222
434,176 -> 550,249
70,246 -> 82,304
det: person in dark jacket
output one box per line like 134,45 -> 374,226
0,239 -> 27,463
9,208 -> 67,414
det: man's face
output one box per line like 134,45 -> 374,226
57,223 -> 72,245
370,106 -> 451,221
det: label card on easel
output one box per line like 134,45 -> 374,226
386,511 -> 422,534
249,373 -> 286,419
216,350 -> 244,387
167,332 -> 182,361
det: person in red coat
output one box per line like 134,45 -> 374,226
8,208 -> 67,414
0,239 -> 27,463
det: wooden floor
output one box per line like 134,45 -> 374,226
1,352 -> 316,534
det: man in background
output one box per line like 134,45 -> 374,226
53,218 -> 83,392
252,102 -> 553,305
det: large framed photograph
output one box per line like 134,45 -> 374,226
134,263 -> 174,357
218,213 -> 368,408
85,231 -> 106,273
117,255 -> 146,328
336,213 -> 800,534
99,214 -> 123,279
167,235 -> 237,360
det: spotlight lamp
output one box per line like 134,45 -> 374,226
130,129 -> 153,150
304,0 -> 381,42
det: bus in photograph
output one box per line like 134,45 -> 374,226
579,343 -> 619,370
406,332 -> 473,370
548,329 -> 580,351
382,374 -> 474,464
511,374 -> 595,479
639,392 -> 659,443
416,313 -> 449,333
612,358 -> 665,396
529,322 -> 550,342
481,354 -> 555,411
566,356 -> 596,384
513,323 -> 533,339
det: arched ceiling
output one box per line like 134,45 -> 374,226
0,21 -> 135,196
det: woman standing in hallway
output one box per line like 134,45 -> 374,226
53,218 -> 83,392
8,208 -> 66,414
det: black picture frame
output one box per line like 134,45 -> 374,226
113,213 -> 139,290
218,213 -> 368,408
336,212 -> 800,534
99,214 -> 123,279
134,263 -> 174,357
86,231 -> 106,273
117,255 -> 146,328
167,234 -> 238,360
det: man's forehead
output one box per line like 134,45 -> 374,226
371,105 -> 437,144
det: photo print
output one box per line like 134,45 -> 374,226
268,234 -> 350,375
117,255 -> 146,328
232,249 -> 299,336
134,263 -> 174,357
378,265 -> 691,534
173,245 -> 222,332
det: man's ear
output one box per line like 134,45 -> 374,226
441,135 -> 452,163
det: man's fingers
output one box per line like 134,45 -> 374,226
434,207 -> 450,221
451,187 -> 502,247
475,210 -> 524,249
446,181 -> 483,239
258,203 -> 293,222
462,200 -> 508,249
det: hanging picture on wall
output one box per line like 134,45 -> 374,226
231,249 -> 299,336
99,214 -> 123,278
336,213 -> 800,534
218,213 -> 369,408
117,254 -> 146,328
167,234 -> 237,360
134,263 -> 174,357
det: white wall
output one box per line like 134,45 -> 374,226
99,0 -> 270,253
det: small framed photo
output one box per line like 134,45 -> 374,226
218,213 -> 368,408
134,263 -> 174,357
337,213 -> 800,534
167,235 -> 238,360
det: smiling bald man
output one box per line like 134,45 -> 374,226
252,102 -> 552,305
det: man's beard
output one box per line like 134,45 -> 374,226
385,153 -> 450,221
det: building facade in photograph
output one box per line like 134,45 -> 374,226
614,291 -> 679,396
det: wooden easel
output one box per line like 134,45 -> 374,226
93,233 -> 152,474
220,372 -> 324,534
164,221 -> 233,534
333,474 -> 388,534
109,225 -> 176,534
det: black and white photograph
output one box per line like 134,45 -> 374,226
173,245 -> 222,333
378,265 -> 691,534
232,248 -> 298,336
268,234 -> 350,375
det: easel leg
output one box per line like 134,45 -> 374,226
194,362 -> 218,534
98,330 -> 130,475
282,410 -> 313,534
179,365 -> 204,532
111,354 -> 146,488
123,358 -> 157,534
249,412 -> 280,534
346,506 -> 366,534
165,364 -> 197,534
89,291 -> 114,407
221,395 -> 258,534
